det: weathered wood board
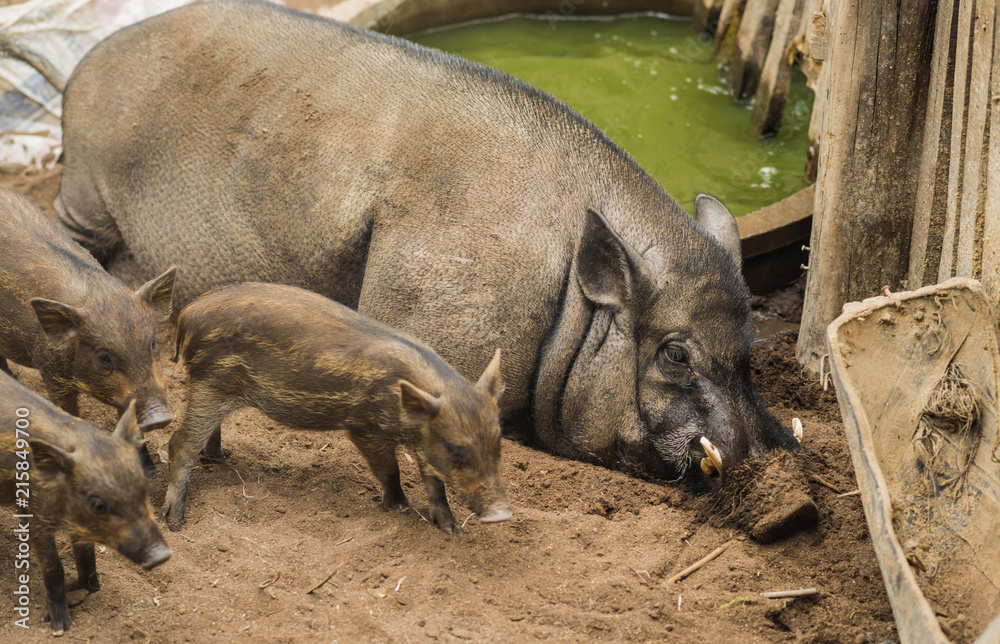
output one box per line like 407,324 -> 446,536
828,278 -> 1000,643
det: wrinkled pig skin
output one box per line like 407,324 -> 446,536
164,282 -> 509,536
0,372 -> 171,634
52,0 -> 799,489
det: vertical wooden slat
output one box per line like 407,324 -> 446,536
750,0 -> 808,138
977,4 -> 1000,301
909,0 -> 958,289
714,0 -> 749,60
693,0 -> 727,34
955,0 -> 996,278
938,0 -> 976,282
804,0 -> 833,183
797,0 -> 936,373
728,0 -> 781,99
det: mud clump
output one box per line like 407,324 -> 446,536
718,450 -> 819,543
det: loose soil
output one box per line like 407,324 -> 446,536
0,168 -> 898,642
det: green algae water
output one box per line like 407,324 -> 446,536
411,15 -> 813,217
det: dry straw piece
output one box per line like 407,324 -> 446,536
912,363 -> 982,498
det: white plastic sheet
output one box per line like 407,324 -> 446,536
0,0 -> 194,172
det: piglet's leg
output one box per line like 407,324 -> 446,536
72,539 -> 100,591
350,437 -> 409,511
420,468 -> 459,536
36,530 -> 72,634
200,426 -> 224,462
163,387 -> 234,530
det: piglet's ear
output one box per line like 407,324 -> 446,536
112,400 -> 144,450
399,380 -> 442,424
576,208 -> 654,311
475,348 -> 505,403
30,438 -> 76,477
31,298 -> 84,340
135,266 -> 177,321
694,195 -> 742,265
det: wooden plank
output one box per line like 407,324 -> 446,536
693,0 -> 726,34
803,0 -> 831,183
937,0 -> 976,282
728,0 -> 781,100
797,0 -> 937,373
909,0 -> 958,289
955,1 -> 996,278
713,0 -> 748,61
750,0 -> 808,138
978,4 -> 1000,302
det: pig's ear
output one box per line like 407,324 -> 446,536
31,298 -> 84,340
399,380 -> 442,424
112,400 -> 144,449
136,266 -> 177,321
475,348 -> 505,402
576,208 -> 654,310
29,438 -> 75,477
694,195 -> 742,264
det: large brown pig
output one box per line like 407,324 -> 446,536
164,282 -> 509,536
47,0 -> 799,491
1,372 -> 171,635
0,188 -> 176,474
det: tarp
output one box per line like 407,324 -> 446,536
0,0 -> 194,172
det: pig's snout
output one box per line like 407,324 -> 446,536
477,501 -> 512,524
467,485 -> 511,524
136,538 -> 172,570
140,543 -> 172,570
137,402 -> 172,431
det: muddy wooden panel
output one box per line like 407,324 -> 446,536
750,0 -> 807,137
713,0 -> 748,60
953,2 -> 996,279
981,12 -> 1000,303
727,0 -> 780,99
796,0 -> 936,373
827,278 -> 1000,642
693,0 -> 726,33
937,0 -> 978,282
803,0 -> 831,182
908,0 -> 958,290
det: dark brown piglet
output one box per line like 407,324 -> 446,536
163,282 -> 510,536
1,372 -> 171,635
0,188 -> 176,474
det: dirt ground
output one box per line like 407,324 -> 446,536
0,168 -> 899,643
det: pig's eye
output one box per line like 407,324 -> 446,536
151,337 -> 158,353
86,494 -> 109,515
445,442 -> 471,465
94,349 -> 115,370
661,344 -> 689,365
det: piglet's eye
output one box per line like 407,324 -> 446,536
86,494 -> 109,515
445,442 -> 471,464
94,349 -> 114,369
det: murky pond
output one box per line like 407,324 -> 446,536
412,15 -> 813,216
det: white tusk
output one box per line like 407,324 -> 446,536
792,418 -> 803,444
699,436 -> 723,477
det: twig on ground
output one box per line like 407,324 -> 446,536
836,490 -> 860,498
259,571 -> 281,589
663,539 -> 736,585
810,474 -> 842,494
231,465 -> 270,500
306,563 -> 345,594
760,588 -> 817,599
